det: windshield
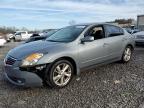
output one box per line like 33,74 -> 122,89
46,25 -> 86,42
15,32 -> 21,35
15,32 -> 26,35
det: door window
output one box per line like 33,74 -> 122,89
86,26 -> 105,40
105,25 -> 124,37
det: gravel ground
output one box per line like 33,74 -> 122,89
0,42 -> 144,108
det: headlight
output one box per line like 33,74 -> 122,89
21,53 -> 43,67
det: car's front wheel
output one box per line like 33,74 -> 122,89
11,38 -> 15,42
45,60 -> 74,88
121,46 -> 132,63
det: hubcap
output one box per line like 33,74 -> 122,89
53,63 -> 72,86
124,47 -> 131,62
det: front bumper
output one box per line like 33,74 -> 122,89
15,35 -> 22,41
4,65 -> 43,87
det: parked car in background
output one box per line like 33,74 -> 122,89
124,28 -> 139,34
0,36 -> 6,46
4,23 -> 135,88
133,31 -> 144,45
25,30 -> 57,43
14,31 -> 32,41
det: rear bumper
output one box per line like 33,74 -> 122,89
4,65 -> 43,87
135,39 -> 144,45
136,42 -> 144,45
135,39 -> 144,43
135,41 -> 144,45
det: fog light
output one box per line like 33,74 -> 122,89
36,65 -> 46,70
17,80 -> 22,83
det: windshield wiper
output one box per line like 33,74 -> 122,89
47,40 -> 66,42
46,40 -> 59,42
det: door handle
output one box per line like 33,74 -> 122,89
103,43 -> 109,47
122,38 -> 127,41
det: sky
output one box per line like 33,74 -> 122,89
0,0 -> 144,30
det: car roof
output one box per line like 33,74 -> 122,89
74,23 -> 119,27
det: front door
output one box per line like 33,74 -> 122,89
78,25 -> 109,68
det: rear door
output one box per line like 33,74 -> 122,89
104,24 -> 125,59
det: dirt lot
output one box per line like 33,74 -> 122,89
0,42 -> 144,108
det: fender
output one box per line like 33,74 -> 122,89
37,52 -> 81,75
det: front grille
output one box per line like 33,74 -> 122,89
5,56 -> 16,65
137,35 -> 144,39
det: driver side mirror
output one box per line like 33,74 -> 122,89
81,36 -> 94,43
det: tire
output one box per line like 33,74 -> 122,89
121,46 -> 132,63
11,38 -> 15,42
7,40 -> 10,43
45,60 -> 74,88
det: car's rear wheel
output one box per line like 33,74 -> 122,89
45,60 -> 74,88
121,46 -> 132,63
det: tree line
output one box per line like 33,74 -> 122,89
111,18 -> 134,24
0,18 -> 135,34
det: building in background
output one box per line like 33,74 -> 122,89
137,15 -> 144,31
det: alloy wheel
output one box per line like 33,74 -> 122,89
123,47 -> 132,62
53,63 -> 72,86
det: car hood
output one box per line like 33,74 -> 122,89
8,40 -> 64,60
